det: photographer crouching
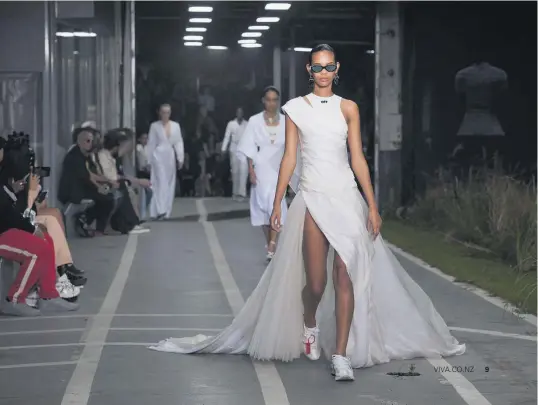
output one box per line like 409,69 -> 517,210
0,136 -> 79,316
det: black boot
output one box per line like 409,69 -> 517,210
57,264 -> 87,287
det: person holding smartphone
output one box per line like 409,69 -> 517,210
0,142 -> 79,316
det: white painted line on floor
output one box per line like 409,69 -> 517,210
0,327 -> 222,336
0,342 -> 155,351
427,358 -> 493,405
60,234 -> 138,405
197,199 -> 291,405
0,360 -> 78,370
387,242 -> 538,327
449,326 -> 537,341
0,313 -> 234,322
0,328 -> 85,336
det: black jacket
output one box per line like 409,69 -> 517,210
58,146 -> 94,204
0,185 -> 35,235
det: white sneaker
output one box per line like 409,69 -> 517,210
266,251 -> 275,261
26,289 -> 39,308
303,324 -> 321,360
331,354 -> 355,381
130,225 -> 150,234
56,274 -> 81,299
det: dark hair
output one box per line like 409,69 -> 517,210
309,43 -> 336,65
262,85 -> 280,98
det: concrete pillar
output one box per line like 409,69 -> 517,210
374,2 -> 402,211
288,28 -> 296,100
273,46 -> 282,92
42,1 -> 59,206
122,0 -> 136,132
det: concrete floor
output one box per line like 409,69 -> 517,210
0,198 -> 536,405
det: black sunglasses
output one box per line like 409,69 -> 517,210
310,64 -> 337,74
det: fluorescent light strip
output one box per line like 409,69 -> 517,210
188,6 -> 213,12
189,18 -> 212,23
186,27 -> 207,32
238,39 -> 256,44
248,25 -> 270,31
242,32 -> 262,38
265,3 -> 291,10
184,35 -> 203,41
184,42 -> 203,47
56,31 -> 97,38
256,17 -> 279,23
241,43 -> 262,48
207,45 -> 227,50
294,47 -> 312,52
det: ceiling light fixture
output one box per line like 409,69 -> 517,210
186,27 -> 207,32
248,25 -> 270,30
207,45 -> 228,50
241,43 -> 262,48
184,35 -> 203,41
184,42 -> 203,47
56,32 -> 75,37
74,32 -> 97,37
294,47 -> 312,52
265,3 -> 291,11
256,17 -> 279,23
238,39 -> 257,44
188,6 -> 213,12
189,18 -> 212,23
366,49 -> 375,54
242,32 -> 262,38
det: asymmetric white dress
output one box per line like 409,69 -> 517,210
149,93 -> 466,368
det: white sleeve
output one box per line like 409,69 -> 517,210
236,117 -> 258,162
173,123 -> 185,165
221,121 -> 233,152
146,123 -> 158,165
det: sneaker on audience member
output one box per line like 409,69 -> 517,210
26,289 -> 39,308
129,225 -> 150,234
56,274 -> 81,299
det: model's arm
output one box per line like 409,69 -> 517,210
146,123 -> 157,166
343,99 -> 382,236
173,123 -> 185,167
221,121 -> 233,152
272,115 -> 298,206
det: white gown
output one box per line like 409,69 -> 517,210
236,112 -> 288,227
149,93 -> 465,368
146,120 -> 184,218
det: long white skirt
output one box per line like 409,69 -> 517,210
149,187 -> 465,367
149,146 -> 176,219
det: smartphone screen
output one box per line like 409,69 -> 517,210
36,190 -> 48,203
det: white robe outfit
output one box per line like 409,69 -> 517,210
146,120 -> 184,218
236,112 -> 288,227
149,94 -> 465,369
221,118 -> 248,198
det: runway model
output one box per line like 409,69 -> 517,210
147,103 -> 184,220
149,44 -> 465,382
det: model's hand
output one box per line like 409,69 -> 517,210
249,170 -> 257,185
270,206 -> 282,232
367,209 -> 382,239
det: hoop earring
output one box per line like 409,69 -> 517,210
308,75 -> 314,87
333,74 -> 340,86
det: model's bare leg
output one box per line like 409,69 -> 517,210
302,209 -> 329,328
331,253 -> 355,381
301,209 -> 329,361
333,254 -> 353,355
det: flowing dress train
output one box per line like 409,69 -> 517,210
149,93 -> 465,368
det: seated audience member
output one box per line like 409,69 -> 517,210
0,136 -> 85,298
0,168 -> 79,316
96,131 -> 149,234
58,128 -> 115,236
179,153 -> 197,197
6,173 -> 87,291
